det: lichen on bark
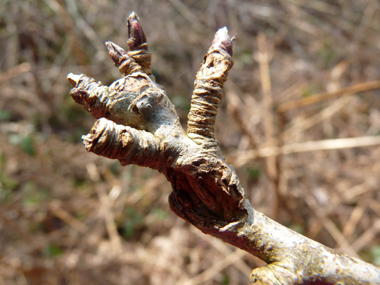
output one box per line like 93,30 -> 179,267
67,12 -> 380,285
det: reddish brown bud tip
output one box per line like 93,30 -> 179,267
211,27 -> 236,56
127,11 -> 148,51
105,41 -> 128,66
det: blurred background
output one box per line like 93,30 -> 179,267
1,0 -> 380,284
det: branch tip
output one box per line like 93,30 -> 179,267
127,11 -> 147,51
106,41 -> 129,66
67,73 -> 82,87
127,11 -> 139,22
211,27 -> 236,56
215,27 -> 229,42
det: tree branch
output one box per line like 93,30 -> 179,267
67,12 -> 380,285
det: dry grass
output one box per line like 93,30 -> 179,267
1,0 -> 380,284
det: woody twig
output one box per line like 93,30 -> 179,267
67,12 -> 380,285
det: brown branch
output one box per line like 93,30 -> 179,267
67,12 -> 380,284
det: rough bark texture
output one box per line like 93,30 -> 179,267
67,12 -> 380,285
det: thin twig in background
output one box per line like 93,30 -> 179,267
182,249 -> 247,285
49,200 -> 88,233
277,80 -> 380,113
0,63 -> 31,84
231,135 -> 380,167
282,95 -> 353,139
226,87 -> 258,149
256,33 -> 281,219
48,0 -> 89,75
342,197 -> 367,241
351,219 -> 380,254
87,163 -> 122,254
305,195 -> 360,258
169,0 -> 205,32
256,33 -> 275,179
64,0 -> 108,61
190,226 -> 260,277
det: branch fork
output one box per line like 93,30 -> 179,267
67,12 -> 380,284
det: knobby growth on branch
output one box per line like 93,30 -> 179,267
67,12 -> 380,285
